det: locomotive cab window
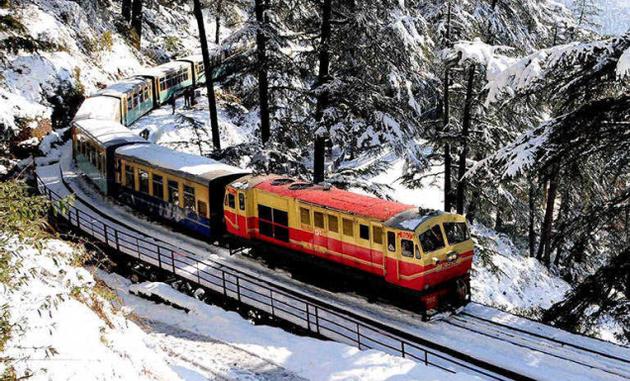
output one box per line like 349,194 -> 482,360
238,193 -> 245,211
387,232 -> 396,252
300,207 -> 311,225
419,225 -> 446,253
168,180 -> 179,206
227,193 -> 235,209
401,239 -> 414,258
359,224 -> 369,240
444,222 -> 470,245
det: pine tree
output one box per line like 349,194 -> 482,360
193,0 -> 221,151
255,0 -> 271,145
130,0 -> 143,48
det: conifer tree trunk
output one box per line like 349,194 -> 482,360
193,0 -> 221,151
443,2 -> 453,212
122,0 -> 132,22
313,0 -> 332,183
553,186 -> 570,266
255,0 -> 271,144
130,0 -> 143,48
528,174 -> 537,257
537,166 -> 559,266
215,0 -> 222,44
456,65 -> 475,215
215,16 -> 221,44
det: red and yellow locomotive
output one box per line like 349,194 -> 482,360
224,175 -> 473,313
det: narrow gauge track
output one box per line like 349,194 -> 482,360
460,310 -> 630,364
443,315 -> 630,379
36,162 -> 520,381
35,157 -> 630,381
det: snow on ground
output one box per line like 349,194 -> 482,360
470,224 -> 570,313
100,272 -> 476,381
0,235 -> 181,380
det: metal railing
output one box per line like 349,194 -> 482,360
36,173 -> 531,381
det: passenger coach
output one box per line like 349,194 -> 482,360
114,144 -> 248,237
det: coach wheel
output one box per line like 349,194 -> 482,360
455,278 -> 470,303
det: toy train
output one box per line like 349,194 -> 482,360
70,52 -> 474,315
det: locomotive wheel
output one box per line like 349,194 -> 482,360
455,278 -> 470,304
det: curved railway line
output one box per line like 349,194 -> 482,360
34,143 -> 630,381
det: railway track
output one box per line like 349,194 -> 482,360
35,150 -> 630,381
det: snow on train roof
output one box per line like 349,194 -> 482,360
115,143 -> 249,183
177,54 -> 203,64
135,61 -> 190,77
74,119 -> 146,147
98,77 -> 148,97
254,177 -> 414,222
74,96 -> 121,122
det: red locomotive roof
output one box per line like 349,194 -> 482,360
254,178 -> 413,222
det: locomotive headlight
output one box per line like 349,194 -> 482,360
447,251 -> 458,263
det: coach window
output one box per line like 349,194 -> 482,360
373,226 -> 383,245
168,180 -> 180,206
328,215 -> 338,233
387,232 -> 396,252
401,239 -> 414,258
127,97 -> 132,111
152,174 -> 164,200
125,165 -> 134,189
314,211 -> 324,229
183,185 -> 196,212
138,169 -> 149,194
238,193 -> 245,211
300,207 -> 311,225
343,218 -> 354,237
359,224 -> 370,240
197,200 -> 208,218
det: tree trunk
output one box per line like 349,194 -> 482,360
456,65 -> 475,215
553,186 -> 570,266
443,2 -> 453,212
122,0 -> 132,22
255,0 -> 271,144
130,0 -> 143,48
536,166 -> 559,267
193,0 -> 221,151
528,174 -> 536,257
313,0 -> 332,184
215,16 -> 221,44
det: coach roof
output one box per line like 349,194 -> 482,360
115,143 -> 249,184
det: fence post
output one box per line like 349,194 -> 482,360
306,304 -> 311,331
356,323 -> 361,349
104,224 -> 108,246
157,246 -> 162,269
222,271 -> 227,296
425,351 -> 428,366
114,229 -> 120,251
75,209 -> 80,228
269,289 -> 275,316
236,277 -> 241,303
171,250 -> 176,274
315,306 -> 320,335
